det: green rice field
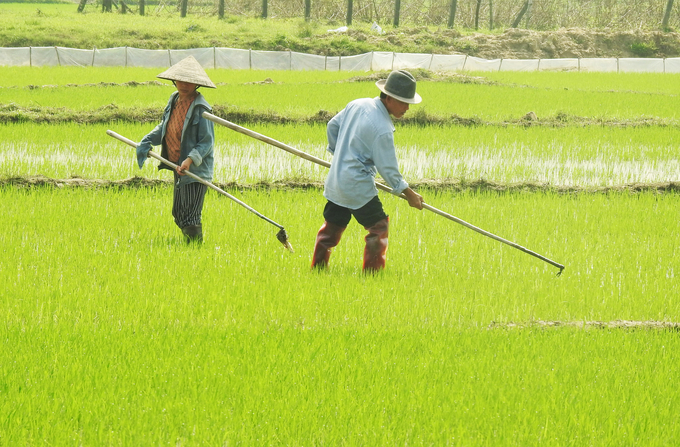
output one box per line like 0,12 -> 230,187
2,68 -> 680,187
1,66 -> 679,445
3,67 -> 680,120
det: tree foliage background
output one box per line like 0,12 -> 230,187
123,0 -> 676,30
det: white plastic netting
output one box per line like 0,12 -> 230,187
0,46 -> 675,73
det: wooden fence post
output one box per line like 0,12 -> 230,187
305,0 -> 311,20
663,0 -> 675,29
262,0 -> 267,18
394,0 -> 401,26
447,0 -> 457,28
512,0 -> 529,27
489,0 -> 493,29
180,0 -> 188,17
525,0 -> 533,27
347,0 -> 353,25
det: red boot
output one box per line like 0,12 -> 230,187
363,218 -> 389,272
311,221 -> 346,269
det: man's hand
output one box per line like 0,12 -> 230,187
177,157 -> 193,176
403,188 -> 424,210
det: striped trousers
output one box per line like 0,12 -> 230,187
172,175 -> 208,229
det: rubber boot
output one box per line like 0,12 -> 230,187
311,221 -> 346,269
363,218 -> 389,272
182,224 -> 203,244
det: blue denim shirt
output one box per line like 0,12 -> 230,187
324,97 -> 409,209
136,91 -> 214,186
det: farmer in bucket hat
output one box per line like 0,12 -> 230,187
136,56 -> 216,244
311,69 -> 425,272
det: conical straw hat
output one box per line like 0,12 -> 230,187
157,56 -> 216,89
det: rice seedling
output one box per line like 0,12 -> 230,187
483,71 -> 680,95
0,66 -> 359,89
2,122 -> 678,187
2,66 -> 679,445
1,186 -> 678,444
3,67 -> 680,122
3,187 -> 678,324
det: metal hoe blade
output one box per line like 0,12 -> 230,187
107,129 -> 294,253
276,228 -> 294,252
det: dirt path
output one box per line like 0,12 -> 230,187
488,320 -> 680,330
3,175 -> 679,194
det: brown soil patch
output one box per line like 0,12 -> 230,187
0,102 -> 163,125
2,175 -> 169,189
488,320 -> 680,331
315,27 -> 680,59
3,176 -> 679,195
449,28 -> 680,59
2,102 -> 677,128
416,179 -> 680,194
347,70 -> 496,85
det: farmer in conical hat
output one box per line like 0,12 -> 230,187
311,69 -> 425,272
136,56 -> 216,244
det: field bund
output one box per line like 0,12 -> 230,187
1,67 -> 679,444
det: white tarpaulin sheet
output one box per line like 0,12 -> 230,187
464,56 -> 501,72
500,59 -> 539,71
291,52 -> 327,71
579,58 -> 617,72
538,58 -> 578,71
215,48 -> 250,69
57,47 -> 94,67
340,52 -> 372,71
664,58 -> 680,73
618,58 -> 664,73
31,47 -> 60,66
4,46 -> 680,73
0,47 -> 30,67
326,56 -> 340,71
252,50 -> 290,70
93,47 -> 126,67
430,54 -> 466,71
394,53 -> 432,70
170,48 -> 215,68
127,48 -> 170,68
371,52 -> 394,71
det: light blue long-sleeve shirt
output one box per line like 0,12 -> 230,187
324,97 -> 409,210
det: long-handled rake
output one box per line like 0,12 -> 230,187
106,129 -> 294,252
202,112 -> 565,275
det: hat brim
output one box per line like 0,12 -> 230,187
157,74 -> 216,89
156,56 -> 216,89
376,79 -> 422,104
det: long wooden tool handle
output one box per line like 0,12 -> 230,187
204,112 -> 333,169
419,203 -> 565,271
202,112 -> 565,273
106,129 -> 286,231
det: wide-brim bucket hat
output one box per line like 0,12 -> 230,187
376,69 -> 422,104
157,56 -> 216,89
